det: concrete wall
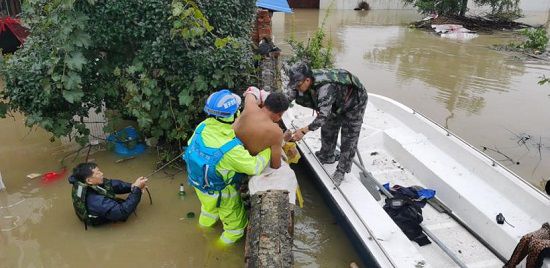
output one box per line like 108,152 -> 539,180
320,0 -> 413,10
288,0 -> 319,8
321,0 -> 549,11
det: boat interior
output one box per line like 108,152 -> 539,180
283,94 -> 550,267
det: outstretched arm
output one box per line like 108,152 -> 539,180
269,129 -> 284,169
225,146 -> 271,176
110,179 -> 132,194
307,84 -> 335,132
87,188 -> 142,222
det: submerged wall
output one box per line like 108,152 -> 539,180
320,0 -> 413,10
321,0 -> 550,11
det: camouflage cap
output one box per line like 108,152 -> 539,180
287,62 -> 312,91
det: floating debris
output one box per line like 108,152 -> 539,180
42,168 -> 68,183
482,146 -> 520,165
115,156 -> 136,163
353,1 -> 369,11
431,24 -> 478,40
26,173 -> 42,179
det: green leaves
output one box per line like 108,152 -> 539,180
172,2 -> 184,17
1,0 -> 258,149
178,91 -> 193,106
66,52 -> 87,71
520,28 -> 549,52
62,89 -> 84,103
170,0 -> 214,40
64,71 -> 82,90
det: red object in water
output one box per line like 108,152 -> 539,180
42,168 -> 67,183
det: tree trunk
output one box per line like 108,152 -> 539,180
245,190 -> 294,268
460,0 -> 468,17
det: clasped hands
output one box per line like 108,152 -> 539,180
243,86 -> 270,106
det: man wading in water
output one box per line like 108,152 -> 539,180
68,163 -> 148,228
233,86 -> 290,168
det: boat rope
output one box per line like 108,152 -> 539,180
143,151 -> 184,179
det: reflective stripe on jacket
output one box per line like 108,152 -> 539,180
187,118 -> 271,181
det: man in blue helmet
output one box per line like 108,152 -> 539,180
184,89 -> 271,244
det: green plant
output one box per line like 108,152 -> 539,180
287,11 -> 334,69
539,76 -> 549,86
0,0 -> 258,151
519,28 -> 549,52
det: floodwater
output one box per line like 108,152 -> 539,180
273,9 -> 550,188
0,80 -> 360,266
2,8 -> 550,268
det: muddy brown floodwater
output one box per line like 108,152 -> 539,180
2,8 -> 550,268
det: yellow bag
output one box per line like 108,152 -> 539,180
282,142 -> 301,164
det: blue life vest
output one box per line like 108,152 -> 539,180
183,123 -> 244,193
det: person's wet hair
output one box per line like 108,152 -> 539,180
264,92 -> 289,114
73,162 -> 98,182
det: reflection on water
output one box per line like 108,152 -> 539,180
274,9 -> 550,186
362,28 -> 527,118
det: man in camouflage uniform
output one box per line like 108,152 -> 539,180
286,62 -> 368,186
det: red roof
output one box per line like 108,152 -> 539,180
0,17 -> 29,44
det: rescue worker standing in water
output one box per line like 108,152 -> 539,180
184,89 -> 271,244
286,62 -> 368,186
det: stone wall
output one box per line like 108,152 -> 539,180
252,9 -> 281,92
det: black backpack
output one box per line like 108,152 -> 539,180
383,197 -> 431,246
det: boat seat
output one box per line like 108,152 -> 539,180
382,125 -> 545,258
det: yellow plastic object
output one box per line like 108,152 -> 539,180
283,142 -> 301,164
296,186 -> 304,208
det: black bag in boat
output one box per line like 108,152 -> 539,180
383,197 -> 431,246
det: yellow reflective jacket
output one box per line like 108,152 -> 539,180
188,118 -> 271,181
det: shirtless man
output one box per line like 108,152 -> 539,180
233,87 -> 289,169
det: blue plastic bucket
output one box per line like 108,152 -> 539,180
107,127 -> 146,157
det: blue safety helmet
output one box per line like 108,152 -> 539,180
204,89 -> 242,118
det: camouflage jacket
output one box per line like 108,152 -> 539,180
288,69 -> 367,131
69,176 -> 141,227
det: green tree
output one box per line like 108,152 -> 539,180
0,0 -> 258,150
403,0 -> 521,19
